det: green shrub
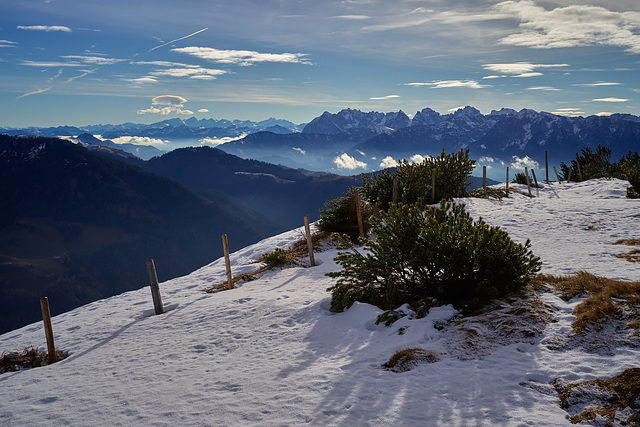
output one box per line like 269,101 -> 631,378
262,247 -> 293,267
317,187 -> 373,242
627,162 -> 640,199
561,145 -> 614,181
326,201 -> 541,314
361,149 -> 475,211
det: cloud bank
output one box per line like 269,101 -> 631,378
334,153 -> 367,170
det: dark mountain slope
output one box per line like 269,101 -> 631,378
0,135 -> 277,334
142,146 -> 356,229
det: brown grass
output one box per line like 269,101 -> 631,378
554,368 -> 640,425
537,271 -> 640,333
383,347 -> 439,372
204,231 -> 332,293
613,239 -> 640,263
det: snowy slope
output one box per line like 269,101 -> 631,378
1,179 -> 639,426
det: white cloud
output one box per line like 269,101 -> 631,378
370,95 -> 400,100
552,108 -> 584,116
110,136 -> 168,146
409,154 -> 426,164
334,153 -> 367,170
405,80 -> 488,89
128,77 -> 158,85
150,67 -> 227,80
197,108 -> 209,113
592,97 -> 629,102
572,82 -> 621,87
17,25 -> 71,32
494,1 -> 640,54
172,46 -> 311,66
482,62 -> 568,78
379,156 -> 398,168
199,135 -> 246,146
292,147 -> 306,155
137,95 -> 190,115
333,15 -> 371,20
60,55 -> 123,65
479,156 -> 495,163
152,95 -> 187,106
0,40 -> 18,48
20,60 -> 83,67
511,155 -> 539,170
595,112 -> 613,116
526,86 -> 560,91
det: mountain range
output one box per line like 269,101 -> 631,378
220,107 -> 640,179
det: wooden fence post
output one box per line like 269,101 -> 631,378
577,160 -> 583,182
354,188 -> 364,239
553,166 -> 562,184
506,167 -> 509,190
40,297 -> 57,364
304,215 -> 315,267
145,259 -> 164,315
392,178 -> 398,206
567,168 -> 572,183
483,166 -> 487,189
545,151 -> 549,183
531,169 -> 539,187
222,234 -> 233,289
431,169 -> 436,204
525,167 -> 533,197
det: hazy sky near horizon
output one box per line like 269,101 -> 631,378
1,0 -> 639,127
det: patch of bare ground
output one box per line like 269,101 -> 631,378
1,347 -> 67,374
444,284 -> 555,360
537,271 -> 640,353
553,368 -> 640,426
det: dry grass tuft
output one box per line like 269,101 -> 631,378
383,347 -> 439,372
539,271 -> 640,333
613,239 -> 640,263
553,368 -> 640,425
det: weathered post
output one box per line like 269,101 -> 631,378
577,160 -> 583,182
40,297 -> 57,364
304,215 -> 315,267
506,167 -> 510,190
483,166 -> 487,189
545,151 -> 549,183
392,177 -> 398,206
354,188 -> 364,239
567,168 -> 572,183
145,259 -> 164,315
222,234 -> 233,289
553,166 -> 562,184
531,169 -> 539,187
525,167 -> 533,197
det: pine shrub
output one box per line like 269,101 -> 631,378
317,187 -> 373,242
326,201 -> 541,313
361,149 -> 475,211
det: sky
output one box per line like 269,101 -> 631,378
1,0 -> 639,128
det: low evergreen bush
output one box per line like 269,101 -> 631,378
317,187 -> 373,242
327,200 -> 541,314
361,149 -> 475,211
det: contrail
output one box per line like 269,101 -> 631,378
149,27 -> 208,52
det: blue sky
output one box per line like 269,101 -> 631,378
1,0 -> 639,127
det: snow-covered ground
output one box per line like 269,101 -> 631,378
1,179 -> 639,426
